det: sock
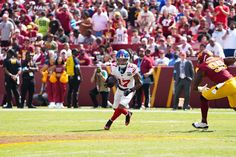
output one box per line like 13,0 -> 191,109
200,95 -> 209,124
119,108 -> 128,115
111,108 -> 122,121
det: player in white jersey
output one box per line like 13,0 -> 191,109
104,49 -> 142,130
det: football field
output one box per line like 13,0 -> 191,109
0,108 -> 235,157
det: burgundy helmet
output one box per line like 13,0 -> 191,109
197,50 -> 213,63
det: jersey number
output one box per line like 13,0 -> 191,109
118,79 -> 130,87
208,59 -> 226,73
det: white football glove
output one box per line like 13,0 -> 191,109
198,84 -> 209,93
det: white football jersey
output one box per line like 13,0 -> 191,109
114,27 -> 128,44
111,63 -> 138,89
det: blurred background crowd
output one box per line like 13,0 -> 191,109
0,0 -> 236,66
0,0 -> 236,109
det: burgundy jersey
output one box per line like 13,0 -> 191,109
199,57 -> 233,84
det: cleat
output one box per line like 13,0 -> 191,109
104,126 -> 110,130
28,105 -> 36,108
56,103 -> 65,109
104,119 -> 113,130
125,111 -> 133,126
48,102 -> 56,108
3,104 -> 12,109
192,122 -> 208,129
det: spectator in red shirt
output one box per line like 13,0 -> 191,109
159,10 -> 175,37
20,37 -> 34,60
32,46 -> 45,66
133,48 -> 154,109
78,49 -> 93,66
56,4 -> 73,36
214,0 -> 230,29
103,20 -> 115,44
112,12 -> 126,30
12,29 -> 25,46
177,16 -> 190,35
170,26 -> 181,45
19,10 -> 32,26
26,25 -> 37,42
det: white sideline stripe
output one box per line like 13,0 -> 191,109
0,108 -> 235,114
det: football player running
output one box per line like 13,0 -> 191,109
192,50 -> 236,129
104,49 -> 142,130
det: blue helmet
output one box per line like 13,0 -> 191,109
116,49 -> 130,60
116,49 -> 130,68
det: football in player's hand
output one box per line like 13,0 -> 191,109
105,75 -> 117,88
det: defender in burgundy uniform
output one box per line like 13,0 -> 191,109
192,50 -> 236,129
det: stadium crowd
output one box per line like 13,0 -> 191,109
0,0 -> 236,108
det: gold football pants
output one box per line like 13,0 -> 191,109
202,77 -> 236,108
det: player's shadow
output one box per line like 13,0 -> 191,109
67,129 -> 105,132
169,130 -> 215,133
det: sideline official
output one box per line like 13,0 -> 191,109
3,49 -> 21,108
21,52 -> 38,108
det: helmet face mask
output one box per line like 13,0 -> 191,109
117,58 -> 128,68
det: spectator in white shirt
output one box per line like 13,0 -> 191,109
212,22 -> 226,47
92,7 -> 109,37
222,21 -> 236,57
113,22 -> 128,44
131,29 -> 141,44
137,2 -> 155,33
148,37 -> 158,53
0,14 -> 14,47
179,37 -> 194,57
154,50 -> 170,66
206,38 -> 225,58
190,19 -> 200,36
160,0 -> 178,17
70,29 -> 84,44
60,43 -> 72,59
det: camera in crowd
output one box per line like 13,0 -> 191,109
97,67 -> 101,73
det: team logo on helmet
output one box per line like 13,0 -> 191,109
116,49 -> 130,59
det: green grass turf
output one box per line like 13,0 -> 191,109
0,108 -> 235,157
